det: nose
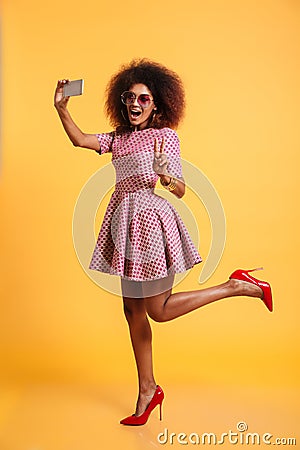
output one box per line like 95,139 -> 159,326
132,96 -> 140,107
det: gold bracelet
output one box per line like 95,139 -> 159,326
160,176 -> 177,191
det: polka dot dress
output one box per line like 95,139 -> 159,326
88,127 -> 202,281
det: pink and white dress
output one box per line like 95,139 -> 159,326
88,127 -> 202,281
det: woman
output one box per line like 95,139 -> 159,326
54,59 -> 273,426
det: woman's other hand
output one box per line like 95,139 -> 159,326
153,136 -> 185,198
153,137 -> 168,175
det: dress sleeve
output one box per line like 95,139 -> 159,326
94,131 -> 115,155
162,128 -> 183,179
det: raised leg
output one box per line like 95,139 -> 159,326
144,278 -> 263,322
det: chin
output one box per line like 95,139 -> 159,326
131,120 -> 147,129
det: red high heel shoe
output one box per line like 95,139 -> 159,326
120,385 -> 164,426
229,267 -> 273,312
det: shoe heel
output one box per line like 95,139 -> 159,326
247,267 -> 264,274
120,385 -> 165,426
229,267 -> 273,312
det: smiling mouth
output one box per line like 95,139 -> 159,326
129,108 -> 142,119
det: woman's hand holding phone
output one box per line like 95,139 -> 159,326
54,79 -> 70,111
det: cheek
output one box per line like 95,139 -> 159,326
144,107 -> 154,117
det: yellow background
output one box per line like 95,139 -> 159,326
1,0 -> 299,449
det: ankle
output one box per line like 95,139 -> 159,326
227,278 -> 244,296
139,381 -> 157,396
228,278 -> 262,298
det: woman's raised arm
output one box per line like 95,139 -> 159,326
54,79 -> 100,151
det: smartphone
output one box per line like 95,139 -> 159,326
63,79 -> 84,97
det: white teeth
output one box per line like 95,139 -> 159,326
130,110 -> 142,117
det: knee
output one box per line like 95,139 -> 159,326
145,293 -> 171,323
146,307 -> 166,323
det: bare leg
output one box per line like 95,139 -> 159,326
144,278 -> 263,322
122,295 -> 157,416
121,277 -> 263,416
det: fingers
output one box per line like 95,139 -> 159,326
160,136 -> 165,153
158,153 -> 167,166
54,79 -> 70,108
55,79 -> 70,96
154,137 -> 165,154
153,137 -> 168,175
57,79 -> 70,87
